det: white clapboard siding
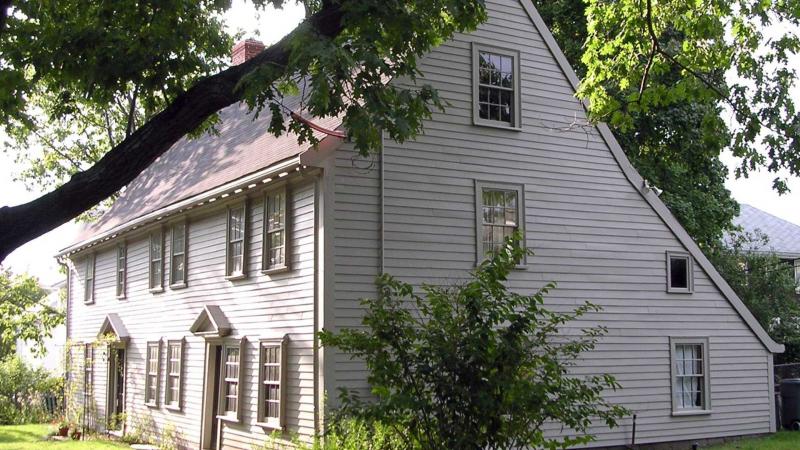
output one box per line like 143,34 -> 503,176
67,178 -> 317,449
329,0 -> 773,447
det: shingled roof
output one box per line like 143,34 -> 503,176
66,96 -> 342,249
732,204 -> 800,257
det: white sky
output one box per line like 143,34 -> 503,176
0,2 -> 798,285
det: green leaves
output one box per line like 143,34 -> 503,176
319,234 -> 628,450
0,269 -> 63,360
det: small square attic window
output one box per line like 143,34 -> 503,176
667,252 -> 693,293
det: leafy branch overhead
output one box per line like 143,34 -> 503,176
581,0 -> 800,192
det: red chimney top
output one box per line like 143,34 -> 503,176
231,38 -> 265,65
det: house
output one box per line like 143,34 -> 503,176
731,204 -> 800,292
57,0 -> 783,448
15,279 -> 67,374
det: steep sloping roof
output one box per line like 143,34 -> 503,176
732,204 -> 800,257
69,96 -> 341,245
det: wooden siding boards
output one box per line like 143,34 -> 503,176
66,179 -> 317,449
329,0 -> 776,447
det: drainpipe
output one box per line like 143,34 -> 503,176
379,131 -> 385,274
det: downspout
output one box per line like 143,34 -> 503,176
380,131 -> 385,274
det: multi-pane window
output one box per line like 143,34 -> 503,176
165,340 -> 183,409
116,245 -> 126,298
83,343 -> 94,395
149,230 -> 164,291
145,341 -> 160,406
667,252 -> 693,293
226,204 -> 247,278
671,338 -> 710,413
794,259 -> 800,293
473,45 -> 519,128
263,188 -> 287,271
220,343 -> 242,418
479,185 -> 523,258
170,222 -> 187,286
258,338 -> 287,427
84,254 -> 95,304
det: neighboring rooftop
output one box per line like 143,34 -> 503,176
732,204 -> 800,257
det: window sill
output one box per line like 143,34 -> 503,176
116,295 -> 126,300
666,287 -> 693,294
473,118 -> 522,131
149,287 -> 164,294
216,414 -> 239,424
671,409 -> 711,417
255,421 -> 283,431
261,265 -> 289,275
144,402 -> 158,408
165,404 -> 182,412
84,300 -> 95,305
170,282 -> 187,290
225,274 -> 247,282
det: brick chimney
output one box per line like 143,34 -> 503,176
231,38 -> 265,65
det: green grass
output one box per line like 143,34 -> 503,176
0,424 -> 128,449
706,431 -> 800,450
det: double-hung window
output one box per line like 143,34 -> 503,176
226,203 -> 248,279
149,230 -> 164,292
170,222 -> 188,287
219,339 -> 245,421
263,187 -> 288,272
794,259 -> 800,293
116,245 -> 126,298
473,44 -> 521,128
83,343 -> 94,396
670,337 -> 711,414
475,181 -> 525,263
84,254 -> 95,304
165,340 -> 184,410
257,336 -> 287,428
145,341 -> 161,406
666,252 -> 693,293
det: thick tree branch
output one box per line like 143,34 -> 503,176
0,3 -> 344,262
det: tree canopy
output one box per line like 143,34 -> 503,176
0,269 -> 63,360
0,0 -> 799,260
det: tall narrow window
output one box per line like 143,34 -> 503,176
794,259 -> 800,293
170,222 -> 187,287
475,181 -> 525,263
226,203 -> 248,278
263,188 -> 288,271
84,254 -> 95,304
473,44 -> 520,128
257,337 -> 287,428
116,245 -> 127,298
666,252 -> 693,293
670,337 -> 711,414
219,339 -> 245,421
165,340 -> 183,410
145,341 -> 161,406
83,343 -> 94,396
149,230 -> 164,291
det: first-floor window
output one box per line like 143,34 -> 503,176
257,337 -> 287,427
219,339 -> 245,420
145,341 -> 161,406
165,340 -> 184,409
84,343 -> 94,395
670,337 -> 710,413
475,181 -> 524,263
794,259 -> 799,293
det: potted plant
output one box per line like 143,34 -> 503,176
70,426 -> 82,440
57,419 -> 69,437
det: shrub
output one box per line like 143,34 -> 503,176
0,355 -> 62,424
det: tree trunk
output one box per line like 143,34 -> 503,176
0,4 -> 343,262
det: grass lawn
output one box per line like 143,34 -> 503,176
0,424 -> 129,449
706,431 -> 800,449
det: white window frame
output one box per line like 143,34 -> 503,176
225,202 -> 249,280
472,43 -> 521,130
144,340 -> 161,407
257,335 -> 288,429
164,339 -> 184,410
116,244 -> 127,299
170,221 -> 188,288
217,337 -> 246,422
794,259 -> 799,294
474,180 -> 526,265
666,251 -> 693,293
669,337 -> 711,415
149,229 -> 165,292
84,254 -> 95,304
262,186 -> 289,273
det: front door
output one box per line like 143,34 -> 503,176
201,343 -> 223,450
107,347 -> 126,431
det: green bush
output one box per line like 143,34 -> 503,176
0,355 -> 62,424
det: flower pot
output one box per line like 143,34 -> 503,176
58,426 -> 69,437
71,431 -> 81,440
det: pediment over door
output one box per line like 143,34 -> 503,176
97,313 -> 130,344
190,305 -> 232,338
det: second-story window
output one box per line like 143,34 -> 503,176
475,181 -> 525,263
226,202 -> 248,278
116,245 -> 126,298
170,222 -> 187,287
84,254 -> 95,304
473,44 -> 520,128
263,187 -> 288,272
149,230 -> 164,291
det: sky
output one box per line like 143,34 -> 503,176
1,3 -> 799,285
